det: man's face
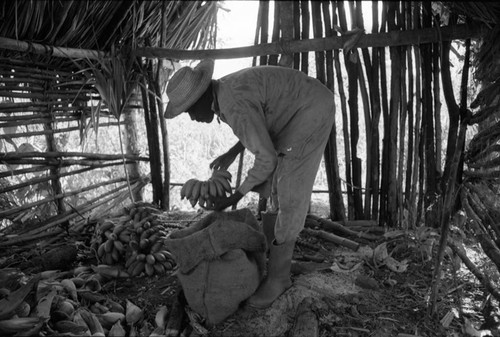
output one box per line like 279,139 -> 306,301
188,108 -> 214,123
187,96 -> 215,123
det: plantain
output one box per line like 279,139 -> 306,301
92,265 -> 130,279
190,180 -> 202,200
153,252 -> 167,262
96,312 -> 125,330
98,221 -> 115,235
97,242 -> 106,258
104,239 -> 114,253
146,254 -> 156,265
153,263 -> 166,275
207,179 -> 218,197
200,181 -> 209,199
145,263 -> 155,276
213,175 -> 232,194
211,177 -> 226,197
212,169 -> 232,182
0,317 -> 42,334
198,193 -> 207,208
0,274 -> 40,320
180,179 -> 198,200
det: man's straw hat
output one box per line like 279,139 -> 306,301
164,59 -> 215,119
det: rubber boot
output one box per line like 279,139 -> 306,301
246,239 -> 295,309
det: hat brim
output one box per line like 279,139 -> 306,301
164,59 -> 215,119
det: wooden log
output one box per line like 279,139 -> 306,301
290,297 -> 319,337
301,228 -> 360,251
447,239 -> 500,303
306,214 -> 380,241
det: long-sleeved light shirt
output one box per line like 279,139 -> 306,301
212,66 -> 335,195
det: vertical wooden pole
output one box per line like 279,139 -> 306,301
300,0 -> 310,74
293,1 -> 301,70
397,2 -> 408,226
268,0 -> 281,65
387,1 -> 401,227
355,0 -> 373,220
322,0 -> 346,221
45,78 -> 66,215
378,1 -> 390,225
370,0 -> 381,221
123,95 -> 144,203
405,1 -> 414,210
259,0 -> 269,66
335,1 -> 354,219
421,1 -> 438,228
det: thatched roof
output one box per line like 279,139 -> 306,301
0,0 -> 218,66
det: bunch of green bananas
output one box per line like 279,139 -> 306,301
180,170 -> 233,208
91,202 -> 177,277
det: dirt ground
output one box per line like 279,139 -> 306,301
1,207 -> 499,337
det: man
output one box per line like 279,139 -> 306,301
164,59 -> 335,309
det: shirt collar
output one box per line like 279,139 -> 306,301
211,80 -> 225,123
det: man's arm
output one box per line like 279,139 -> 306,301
210,141 -> 245,170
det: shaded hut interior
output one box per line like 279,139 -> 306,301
1,0 -> 500,335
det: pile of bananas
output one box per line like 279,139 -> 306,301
180,169 -> 233,208
91,202 -> 179,277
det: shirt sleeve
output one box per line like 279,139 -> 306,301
223,104 -> 277,196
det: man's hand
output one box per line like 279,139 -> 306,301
209,152 -> 236,171
205,191 -> 244,211
209,141 -> 245,170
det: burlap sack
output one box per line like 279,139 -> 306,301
164,209 -> 267,325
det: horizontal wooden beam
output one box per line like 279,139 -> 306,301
139,24 -> 485,60
0,24 -> 486,61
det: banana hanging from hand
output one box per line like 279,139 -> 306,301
180,170 -> 233,208
180,178 -> 198,200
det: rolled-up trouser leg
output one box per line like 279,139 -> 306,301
274,118 -> 334,244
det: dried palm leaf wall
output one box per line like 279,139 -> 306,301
0,1 -> 217,243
